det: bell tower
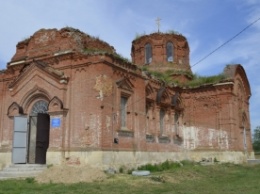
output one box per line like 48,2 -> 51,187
131,32 -> 192,83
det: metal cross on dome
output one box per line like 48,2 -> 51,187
156,17 -> 161,32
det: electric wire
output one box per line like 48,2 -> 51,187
192,16 -> 260,67
114,17 -> 260,113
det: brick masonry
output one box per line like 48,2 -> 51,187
0,27 -> 254,168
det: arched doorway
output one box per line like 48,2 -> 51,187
28,100 -> 50,164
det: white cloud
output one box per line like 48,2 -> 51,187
0,0 -> 259,130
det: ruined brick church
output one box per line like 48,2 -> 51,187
0,27 -> 253,169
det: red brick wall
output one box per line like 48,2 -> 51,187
131,33 -> 191,73
0,28 -> 253,160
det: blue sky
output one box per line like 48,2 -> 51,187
0,0 -> 259,132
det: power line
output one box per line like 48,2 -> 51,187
112,17 -> 260,115
117,17 -> 260,115
192,16 -> 260,67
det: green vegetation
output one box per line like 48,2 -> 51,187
166,30 -> 182,35
134,32 -> 146,40
134,30 -> 183,41
141,67 -> 192,85
253,126 -> 260,153
184,73 -> 227,88
83,48 -> 131,64
112,53 -> 131,63
137,160 -> 193,172
148,70 -> 177,85
140,66 -> 227,88
1,163 -> 260,194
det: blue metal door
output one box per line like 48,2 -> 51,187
12,116 -> 28,164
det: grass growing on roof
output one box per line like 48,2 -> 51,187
185,73 -> 227,88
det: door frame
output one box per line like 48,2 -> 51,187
12,116 -> 28,164
12,113 -> 50,164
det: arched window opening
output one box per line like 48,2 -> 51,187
145,43 -> 152,64
31,100 -> 48,115
120,96 -> 128,128
166,42 -> 174,62
160,109 -> 165,134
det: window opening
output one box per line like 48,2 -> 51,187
121,96 -> 128,128
145,43 -> 152,64
174,112 -> 179,135
166,42 -> 173,62
31,100 -> 48,115
160,109 -> 165,134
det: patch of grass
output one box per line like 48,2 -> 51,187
140,67 -> 192,85
150,175 -> 166,183
1,163 -> 260,194
255,153 -> 260,159
150,71 -> 175,85
134,32 -> 146,40
83,48 -> 131,64
166,30 -> 182,36
112,53 -> 131,63
137,160 -> 190,172
134,30 -> 183,41
25,177 -> 35,184
185,73 -> 227,88
140,66 -> 228,88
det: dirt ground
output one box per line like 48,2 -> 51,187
36,165 -> 107,184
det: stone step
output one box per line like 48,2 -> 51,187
0,171 -> 42,177
0,164 -> 47,180
9,164 -> 47,168
5,164 -> 47,171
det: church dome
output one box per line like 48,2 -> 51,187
131,32 -> 191,74
11,27 -> 115,62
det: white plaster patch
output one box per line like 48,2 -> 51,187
182,126 -> 229,150
217,130 -> 229,150
94,75 -> 113,101
182,126 -> 199,149
106,116 -> 111,128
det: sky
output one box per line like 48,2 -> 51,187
0,0 -> 259,133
